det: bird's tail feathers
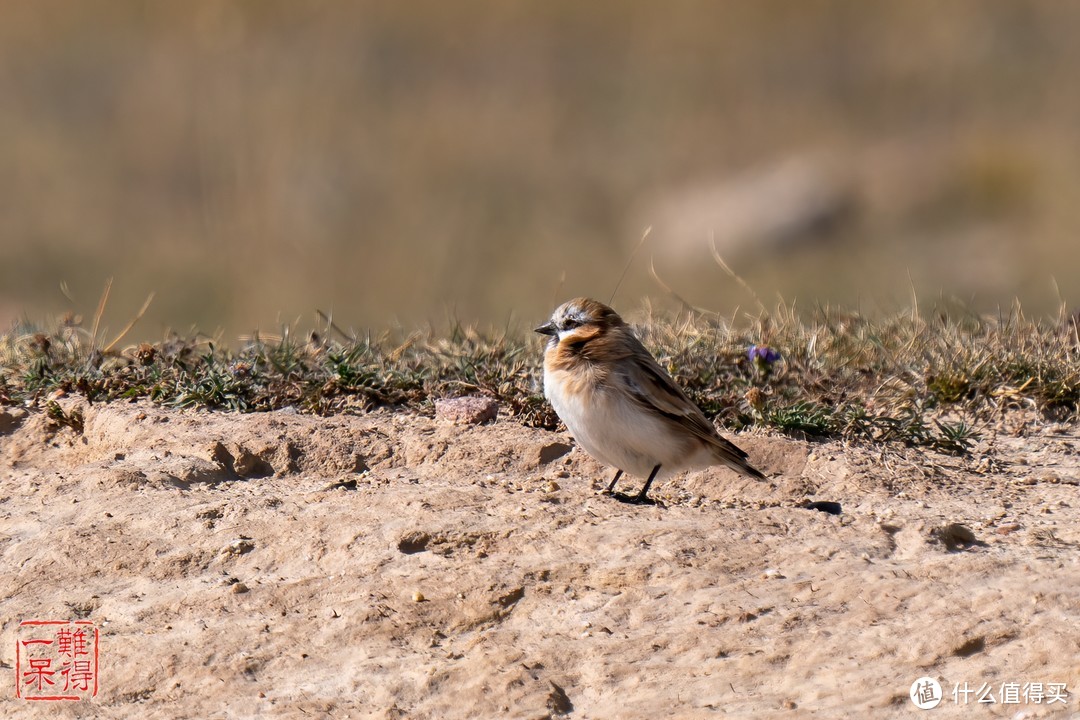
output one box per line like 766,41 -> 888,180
712,442 -> 768,480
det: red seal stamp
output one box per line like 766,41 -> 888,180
15,620 -> 99,701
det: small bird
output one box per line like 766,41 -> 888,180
536,297 -> 766,505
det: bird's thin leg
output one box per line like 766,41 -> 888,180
604,470 -> 623,494
633,464 -> 662,504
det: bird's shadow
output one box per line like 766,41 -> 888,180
604,491 -> 662,507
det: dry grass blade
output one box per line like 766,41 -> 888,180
316,309 -> 355,343
104,293 -> 155,353
709,235 -> 766,315
90,277 -> 113,349
609,226 -> 651,305
550,270 -> 566,310
648,257 -> 712,316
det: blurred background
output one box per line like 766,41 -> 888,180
2,0 -> 1079,340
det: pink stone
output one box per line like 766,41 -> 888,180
434,396 -> 498,425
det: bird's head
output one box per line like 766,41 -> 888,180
535,297 -> 625,348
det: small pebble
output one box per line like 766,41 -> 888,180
434,396 -> 498,425
222,539 -> 255,555
231,582 -> 249,594
412,591 -> 426,603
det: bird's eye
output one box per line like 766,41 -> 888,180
562,318 -> 580,330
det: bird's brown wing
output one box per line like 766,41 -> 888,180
616,340 -> 766,480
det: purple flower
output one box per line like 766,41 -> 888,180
748,345 -> 781,366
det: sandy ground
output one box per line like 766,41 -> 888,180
1,399 -> 1078,719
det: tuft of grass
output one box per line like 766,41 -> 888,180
2,300 -> 1078,455
45,399 -> 84,433
764,401 -> 834,436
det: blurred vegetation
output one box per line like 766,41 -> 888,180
3,2 -> 1080,337
4,302 -> 1078,454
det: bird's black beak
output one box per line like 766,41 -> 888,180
534,321 -> 557,336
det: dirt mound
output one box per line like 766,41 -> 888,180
1,401 -> 1077,717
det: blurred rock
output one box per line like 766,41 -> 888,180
642,154 -> 856,262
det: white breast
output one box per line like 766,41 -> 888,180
544,365 -> 699,479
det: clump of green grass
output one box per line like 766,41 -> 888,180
2,300 -> 1078,455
